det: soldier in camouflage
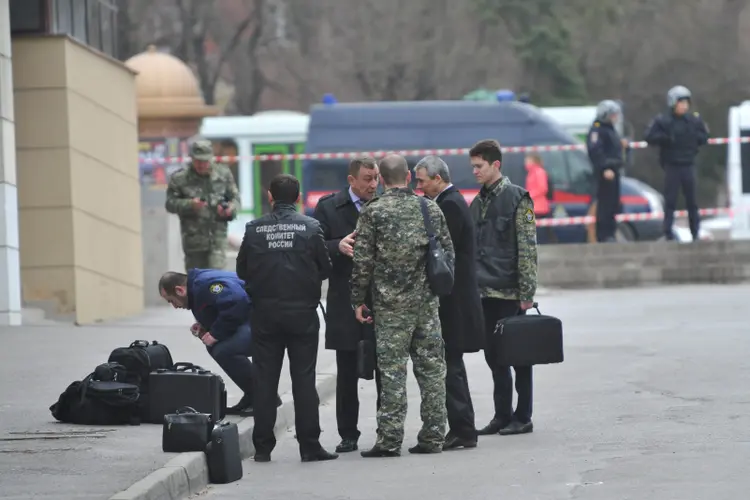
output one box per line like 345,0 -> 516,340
351,154 -> 454,457
468,139 -> 538,437
165,139 -> 240,271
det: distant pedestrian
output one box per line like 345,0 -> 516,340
644,85 -> 709,241
351,154 -> 454,457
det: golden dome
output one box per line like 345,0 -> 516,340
125,45 -> 218,119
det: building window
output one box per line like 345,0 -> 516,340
54,0 -> 74,35
87,0 -> 101,50
9,0 -> 47,33
100,6 -> 113,55
72,0 -> 87,41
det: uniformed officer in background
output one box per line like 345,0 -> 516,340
236,173 -> 336,463
351,154 -> 453,458
644,85 -> 709,241
165,139 -> 240,270
586,100 -> 627,243
469,139 -> 538,437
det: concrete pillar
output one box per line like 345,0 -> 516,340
0,0 -> 22,325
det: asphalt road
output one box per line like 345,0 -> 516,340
0,306 -> 334,500
199,285 -> 750,500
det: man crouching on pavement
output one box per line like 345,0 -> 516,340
158,269 -> 280,415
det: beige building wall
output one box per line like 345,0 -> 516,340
12,35 -> 143,324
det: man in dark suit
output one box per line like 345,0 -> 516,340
313,157 -> 382,453
415,155 -> 485,450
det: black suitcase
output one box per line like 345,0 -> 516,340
206,422 -> 243,484
147,363 -> 227,424
492,303 -> 564,367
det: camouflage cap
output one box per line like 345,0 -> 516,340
190,140 -> 214,161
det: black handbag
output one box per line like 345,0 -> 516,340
419,197 -> 454,296
162,406 -> 214,453
492,302 -> 564,367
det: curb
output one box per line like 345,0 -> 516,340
109,368 -> 338,500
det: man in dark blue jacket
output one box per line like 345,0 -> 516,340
159,268 -> 273,415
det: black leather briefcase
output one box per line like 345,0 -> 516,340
148,363 -> 227,424
162,406 -> 214,453
492,303 -> 564,367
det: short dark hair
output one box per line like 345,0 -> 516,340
159,272 -> 187,294
378,154 -> 408,185
349,157 -> 378,177
269,174 -> 300,204
469,139 -> 503,165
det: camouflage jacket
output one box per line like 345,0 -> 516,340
165,162 -> 240,253
473,176 -> 538,302
351,187 -> 455,315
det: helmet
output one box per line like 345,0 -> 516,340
595,100 -> 621,124
667,86 -> 691,108
189,139 -> 214,161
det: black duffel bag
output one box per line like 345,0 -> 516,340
162,406 -> 214,453
492,302 -> 564,367
50,374 -> 141,425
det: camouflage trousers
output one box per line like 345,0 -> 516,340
184,249 -> 227,271
374,316 -> 447,451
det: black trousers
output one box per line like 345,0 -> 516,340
663,164 -> 699,239
251,309 -> 321,456
335,349 -> 382,441
481,298 -> 533,425
445,349 -> 476,439
595,173 -> 621,242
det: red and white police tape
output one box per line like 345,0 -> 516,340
534,207 -> 731,227
139,136 -> 750,164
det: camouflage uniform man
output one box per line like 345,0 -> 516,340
469,139 -> 538,437
165,139 -> 240,271
351,154 -> 454,457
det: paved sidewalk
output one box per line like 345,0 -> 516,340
0,306 -> 335,500
199,285 -> 750,500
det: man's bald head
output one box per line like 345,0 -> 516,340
379,154 -> 409,186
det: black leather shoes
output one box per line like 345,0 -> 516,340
301,448 -> 339,462
226,395 -> 253,415
360,446 -> 400,458
408,444 -> 442,454
335,438 -> 358,453
254,452 -> 271,462
477,420 -> 504,435
498,421 -> 533,436
443,434 -> 478,450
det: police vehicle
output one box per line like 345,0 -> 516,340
301,96 -> 664,244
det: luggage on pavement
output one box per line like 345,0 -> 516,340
50,373 -> 141,425
492,302 -> 564,366
162,406 -> 214,453
205,422 -> 243,484
147,362 -> 227,423
108,340 -> 174,419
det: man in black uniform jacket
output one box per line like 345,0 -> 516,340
236,173 -> 337,463
313,157 -> 382,453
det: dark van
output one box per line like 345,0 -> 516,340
302,100 -> 664,243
